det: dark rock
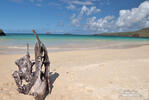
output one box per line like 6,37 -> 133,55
0,29 -> 6,36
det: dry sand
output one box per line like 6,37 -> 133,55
0,46 -> 149,100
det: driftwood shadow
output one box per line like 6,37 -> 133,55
50,72 -> 59,85
49,72 -> 59,93
42,72 -> 59,100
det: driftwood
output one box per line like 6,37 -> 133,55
12,30 -> 52,100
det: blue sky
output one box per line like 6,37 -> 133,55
0,0 -> 149,34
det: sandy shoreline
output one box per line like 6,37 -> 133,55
1,41 -> 149,55
0,46 -> 149,100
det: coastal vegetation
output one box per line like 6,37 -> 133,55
95,27 -> 149,38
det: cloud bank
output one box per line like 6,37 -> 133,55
71,1 -> 149,33
116,1 -> 149,29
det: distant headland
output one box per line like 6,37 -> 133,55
94,27 -> 149,38
0,29 -> 5,36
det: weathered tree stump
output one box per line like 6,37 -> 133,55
12,30 -> 52,100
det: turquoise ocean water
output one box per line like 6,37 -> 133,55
0,34 -> 149,54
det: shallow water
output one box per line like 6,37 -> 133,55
0,34 -> 149,54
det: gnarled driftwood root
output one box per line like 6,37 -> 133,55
12,30 -> 52,100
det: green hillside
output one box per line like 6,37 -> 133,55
96,28 -> 149,38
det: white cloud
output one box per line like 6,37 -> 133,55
61,0 -> 93,5
72,1 -> 93,5
70,5 -> 101,27
70,14 -> 81,27
69,0 -> 110,6
80,6 -> 88,15
84,16 -> 114,32
116,1 -> 149,29
80,5 -> 100,16
67,4 -> 76,10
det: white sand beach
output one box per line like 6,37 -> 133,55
0,45 -> 149,100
